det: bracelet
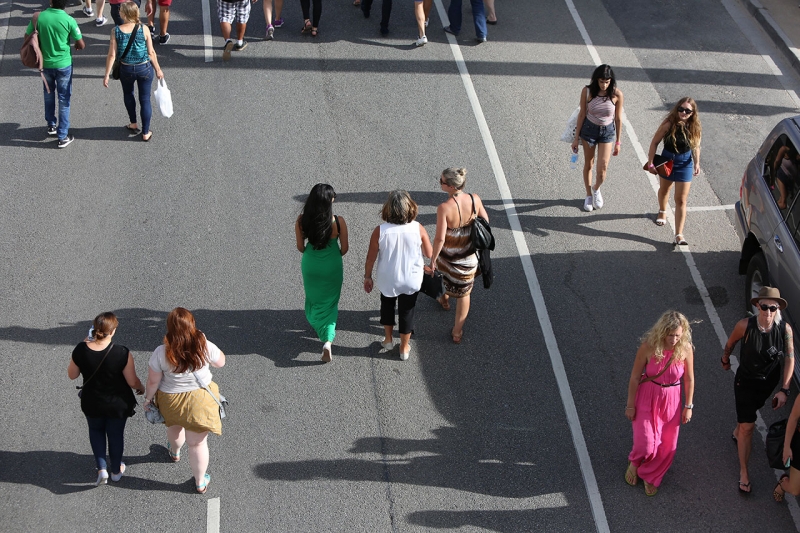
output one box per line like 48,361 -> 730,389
364,276 -> 372,280
615,141 -> 621,145
684,404 -> 694,409
625,407 -> 634,411
648,163 -> 655,169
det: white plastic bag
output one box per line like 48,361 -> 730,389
154,78 -> 173,118
560,106 -> 580,143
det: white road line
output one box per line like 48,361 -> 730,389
567,0 -> 800,529
686,204 -> 736,211
202,0 -> 214,62
207,497 -> 220,533
433,2 -> 610,532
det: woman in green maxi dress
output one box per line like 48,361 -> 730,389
295,184 -> 349,362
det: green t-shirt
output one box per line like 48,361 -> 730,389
26,8 -> 82,69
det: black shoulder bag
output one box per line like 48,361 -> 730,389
76,343 -> 114,397
111,24 -> 140,80
468,193 -> 495,251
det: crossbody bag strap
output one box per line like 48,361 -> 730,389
193,371 -> 223,408
77,343 -> 114,390
118,24 -> 140,63
640,354 -> 675,385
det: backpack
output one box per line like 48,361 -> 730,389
20,13 -> 49,92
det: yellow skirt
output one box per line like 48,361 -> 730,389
155,382 -> 222,435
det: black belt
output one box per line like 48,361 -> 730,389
652,380 -> 680,387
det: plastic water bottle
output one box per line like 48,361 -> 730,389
569,151 -> 579,170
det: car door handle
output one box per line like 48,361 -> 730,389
774,235 -> 784,253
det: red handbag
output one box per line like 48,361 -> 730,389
643,155 -> 673,178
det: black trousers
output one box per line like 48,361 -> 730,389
361,0 -> 392,30
380,292 -> 418,334
300,0 -> 322,26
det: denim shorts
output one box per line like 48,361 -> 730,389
579,119 -> 616,147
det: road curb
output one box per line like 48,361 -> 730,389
744,0 -> 800,76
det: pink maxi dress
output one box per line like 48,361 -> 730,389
628,350 -> 685,487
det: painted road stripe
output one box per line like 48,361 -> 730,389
433,1 -> 610,531
207,497 -> 220,533
686,204 -> 736,211
202,0 -> 213,62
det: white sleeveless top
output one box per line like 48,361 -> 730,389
376,221 -> 424,297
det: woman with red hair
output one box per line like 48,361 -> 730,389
145,308 -> 226,494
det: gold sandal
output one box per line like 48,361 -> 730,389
625,463 -> 638,486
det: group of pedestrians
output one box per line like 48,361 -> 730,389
571,64 -> 702,246
69,308 -> 226,493
295,167 -> 488,362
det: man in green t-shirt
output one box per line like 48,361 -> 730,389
26,0 -> 85,148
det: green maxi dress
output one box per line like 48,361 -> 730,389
301,236 -> 343,343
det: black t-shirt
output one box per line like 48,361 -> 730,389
72,342 -> 136,418
737,316 -> 787,380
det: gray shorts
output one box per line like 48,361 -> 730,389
217,0 -> 250,24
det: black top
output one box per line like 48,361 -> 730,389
738,316 -> 787,380
664,125 -> 690,154
72,342 -> 136,418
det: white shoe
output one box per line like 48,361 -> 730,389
592,188 -> 604,209
321,342 -> 332,363
583,196 -> 594,212
110,462 -> 126,482
399,351 -> 410,361
96,469 -> 108,486
415,35 -> 427,47
381,340 -> 393,351
425,18 -> 429,27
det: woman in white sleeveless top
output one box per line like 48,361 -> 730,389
364,191 -> 433,360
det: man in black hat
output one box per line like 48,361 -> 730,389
722,286 -> 794,494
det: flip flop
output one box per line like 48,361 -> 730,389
738,481 -> 752,494
451,329 -> 463,344
625,463 -> 638,486
196,473 -> 211,494
644,481 -> 658,496
125,124 -> 139,132
437,296 -> 450,310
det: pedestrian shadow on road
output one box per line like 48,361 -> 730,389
0,123 -> 153,148
0,444 -> 183,494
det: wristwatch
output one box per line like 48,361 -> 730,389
781,388 -> 791,396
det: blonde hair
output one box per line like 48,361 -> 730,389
441,167 -> 467,190
641,310 -> 692,363
381,190 -> 418,225
120,1 -> 141,24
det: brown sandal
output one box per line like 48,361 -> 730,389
774,474 -> 789,502
437,296 -> 450,310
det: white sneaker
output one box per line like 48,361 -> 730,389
96,469 -> 108,486
381,340 -> 393,351
415,35 -> 427,46
583,196 -> 594,212
110,462 -> 126,482
399,351 -> 409,361
592,188 -> 604,209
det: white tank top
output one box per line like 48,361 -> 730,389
376,221 -> 424,297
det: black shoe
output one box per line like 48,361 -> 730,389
159,33 -> 170,45
361,6 -> 370,17
233,40 -> 247,51
380,26 -> 389,35
476,36 -> 487,43
443,25 -> 458,36
57,135 -> 74,148
47,125 -> 57,136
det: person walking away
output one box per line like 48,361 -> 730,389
722,287 -> 794,494
570,64 -> 623,212
300,0 -> 321,37
295,184 -> 349,362
144,308 -> 226,494
103,2 -> 164,141
625,311 -> 695,497
27,0 -> 85,148
145,0 -> 172,43
263,0 -> 284,39
363,190 -> 433,360
443,0 -> 487,43
69,312 -> 144,485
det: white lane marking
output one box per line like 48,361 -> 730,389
686,204 -> 736,211
202,0 -> 213,62
721,0 -> 800,109
567,0 -> 800,530
434,2 -> 610,532
207,497 -> 220,533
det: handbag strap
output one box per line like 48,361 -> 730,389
640,353 -> 675,384
77,343 -> 114,390
117,24 -> 140,63
193,371 -> 223,408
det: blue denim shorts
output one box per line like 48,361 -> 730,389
579,119 -> 616,147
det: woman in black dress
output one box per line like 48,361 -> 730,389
69,312 -> 144,485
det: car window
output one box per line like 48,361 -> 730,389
764,135 -> 800,214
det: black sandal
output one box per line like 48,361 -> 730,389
301,19 -> 311,33
738,481 -> 752,494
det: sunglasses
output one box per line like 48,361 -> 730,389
760,304 -> 779,312
677,107 -> 693,114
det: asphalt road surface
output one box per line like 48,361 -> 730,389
2,0 -> 800,531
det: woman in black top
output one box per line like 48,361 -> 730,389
69,312 -> 144,485
645,97 -> 702,246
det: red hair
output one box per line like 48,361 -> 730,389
164,307 -> 207,373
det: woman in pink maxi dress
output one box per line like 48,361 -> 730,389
625,311 -> 695,496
